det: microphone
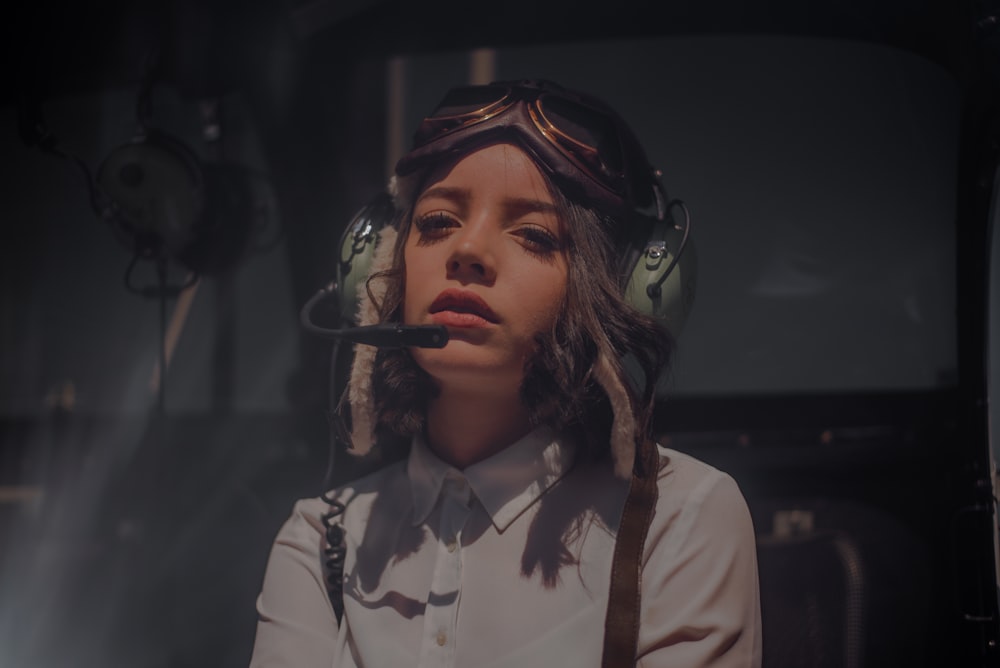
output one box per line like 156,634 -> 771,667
300,284 -> 449,349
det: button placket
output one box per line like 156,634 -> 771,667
416,473 -> 472,667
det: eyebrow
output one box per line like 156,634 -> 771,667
503,196 -> 560,218
416,186 -> 469,206
416,187 -> 559,218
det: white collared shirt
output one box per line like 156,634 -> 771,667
250,428 -> 762,667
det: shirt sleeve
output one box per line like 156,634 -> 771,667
249,498 -> 341,668
637,468 -> 763,668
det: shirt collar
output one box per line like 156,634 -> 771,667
408,426 -> 576,532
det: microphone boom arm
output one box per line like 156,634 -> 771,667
300,284 -> 449,349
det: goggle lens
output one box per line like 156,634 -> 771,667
535,94 -> 625,182
403,81 -> 652,212
413,85 -> 512,145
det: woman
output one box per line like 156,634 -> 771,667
250,79 -> 761,667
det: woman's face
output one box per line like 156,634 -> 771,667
403,142 -> 569,396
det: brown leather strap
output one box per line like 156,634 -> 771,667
602,441 -> 660,667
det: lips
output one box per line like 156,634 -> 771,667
429,288 -> 500,326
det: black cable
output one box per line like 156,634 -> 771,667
323,338 -> 346,488
123,251 -> 199,299
17,89 -> 108,223
319,490 -> 348,623
156,256 -> 168,416
319,337 -> 349,624
135,46 -> 161,133
50,144 -> 106,218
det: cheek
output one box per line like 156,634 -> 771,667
522,267 -> 568,330
544,287 -> 567,329
401,242 -> 422,324
401,269 -> 414,324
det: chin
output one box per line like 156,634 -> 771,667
410,345 -> 524,396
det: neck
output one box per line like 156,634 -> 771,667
425,385 -> 533,469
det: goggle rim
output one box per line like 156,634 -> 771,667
412,84 -> 631,202
527,99 -> 625,193
414,86 -> 518,140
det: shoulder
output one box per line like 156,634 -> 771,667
655,446 -> 742,500
637,447 -> 763,665
655,445 -> 747,508
274,459 -> 410,544
646,445 -> 755,562
324,458 -> 415,544
328,456 -> 410,503
250,465 -> 409,668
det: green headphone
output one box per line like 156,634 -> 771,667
623,201 -> 698,336
332,190 -> 697,336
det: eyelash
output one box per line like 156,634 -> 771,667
515,225 -> 561,256
412,212 -> 457,245
412,213 -> 562,257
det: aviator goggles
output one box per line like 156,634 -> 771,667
394,80 -> 665,220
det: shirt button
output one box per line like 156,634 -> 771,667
447,540 -> 458,553
436,630 -> 447,646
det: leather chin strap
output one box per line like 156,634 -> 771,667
602,438 -> 660,667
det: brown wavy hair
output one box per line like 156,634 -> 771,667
364,165 -> 674,467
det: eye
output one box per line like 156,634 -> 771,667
413,211 -> 458,244
514,224 -> 562,257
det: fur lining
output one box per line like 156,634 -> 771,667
593,352 -> 637,479
387,174 -> 402,207
345,226 -> 398,456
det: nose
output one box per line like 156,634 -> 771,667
447,222 -> 497,283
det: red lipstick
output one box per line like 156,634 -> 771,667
429,288 -> 500,327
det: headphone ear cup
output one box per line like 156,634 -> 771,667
335,192 -> 398,326
624,215 -> 698,336
96,129 -> 205,260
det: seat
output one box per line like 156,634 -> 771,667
757,529 -> 865,668
753,499 -> 929,668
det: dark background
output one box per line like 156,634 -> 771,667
2,1 -> 1000,666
